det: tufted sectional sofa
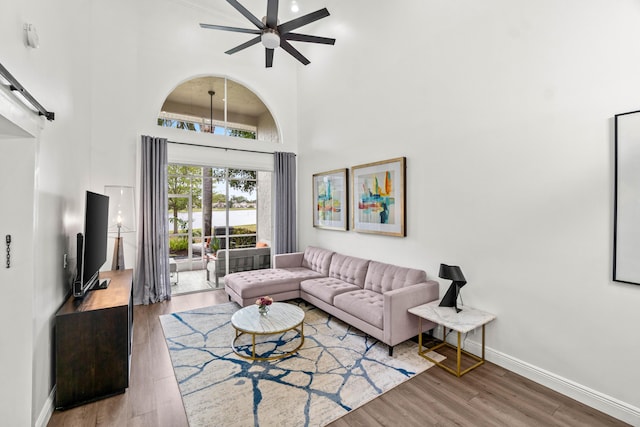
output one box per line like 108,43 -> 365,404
224,246 -> 439,355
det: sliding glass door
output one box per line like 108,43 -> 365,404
167,163 -> 271,292
210,167 -> 257,250
168,164 -> 199,271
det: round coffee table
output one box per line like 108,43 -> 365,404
230,302 -> 305,361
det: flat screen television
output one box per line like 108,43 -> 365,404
73,191 -> 110,298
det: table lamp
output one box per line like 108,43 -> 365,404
105,185 -> 135,270
438,263 -> 467,313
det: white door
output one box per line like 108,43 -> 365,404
0,135 -> 36,426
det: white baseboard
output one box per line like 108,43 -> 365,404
35,386 -> 55,427
461,338 -> 640,426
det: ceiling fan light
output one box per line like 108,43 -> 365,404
261,30 -> 280,49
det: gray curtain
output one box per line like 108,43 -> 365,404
274,152 -> 297,254
134,135 -> 171,304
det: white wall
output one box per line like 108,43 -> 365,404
297,0 -> 640,423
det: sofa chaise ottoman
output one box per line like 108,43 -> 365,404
224,246 -> 439,355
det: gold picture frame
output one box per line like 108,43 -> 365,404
351,157 -> 406,236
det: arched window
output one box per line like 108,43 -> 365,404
158,76 -> 279,143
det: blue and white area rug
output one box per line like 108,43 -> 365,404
159,300 -> 437,427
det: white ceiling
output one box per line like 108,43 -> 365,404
182,0 -> 332,26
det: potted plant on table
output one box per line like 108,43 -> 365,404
209,236 -> 220,255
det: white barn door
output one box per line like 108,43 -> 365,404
0,114 -> 37,425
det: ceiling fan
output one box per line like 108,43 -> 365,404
200,0 -> 335,68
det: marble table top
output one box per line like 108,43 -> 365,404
408,301 -> 496,333
231,302 -> 305,334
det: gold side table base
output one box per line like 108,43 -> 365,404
417,319 -> 486,377
232,322 -> 305,361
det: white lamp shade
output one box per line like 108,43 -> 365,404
104,185 -> 136,233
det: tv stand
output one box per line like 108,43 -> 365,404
55,269 -> 133,409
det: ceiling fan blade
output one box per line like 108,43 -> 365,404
266,48 -> 275,68
278,8 -> 330,35
283,33 -> 336,45
200,23 -> 261,35
280,40 -> 310,65
225,36 -> 261,55
226,0 -> 265,29
266,0 -> 279,28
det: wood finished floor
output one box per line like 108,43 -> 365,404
48,290 -> 629,427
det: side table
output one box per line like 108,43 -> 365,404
408,301 -> 496,377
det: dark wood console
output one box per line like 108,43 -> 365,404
55,269 -> 133,409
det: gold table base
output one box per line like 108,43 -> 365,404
232,321 -> 304,361
417,318 -> 486,377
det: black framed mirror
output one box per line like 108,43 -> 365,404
613,110 -> 640,285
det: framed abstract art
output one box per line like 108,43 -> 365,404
312,168 -> 348,231
351,157 -> 406,236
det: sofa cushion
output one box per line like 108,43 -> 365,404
300,277 -> 361,305
333,289 -> 384,329
328,253 -> 370,288
281,267 -> 328,279
363,261 -> 427,294
301,246 -> 334,276
225,268 -> 323,299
